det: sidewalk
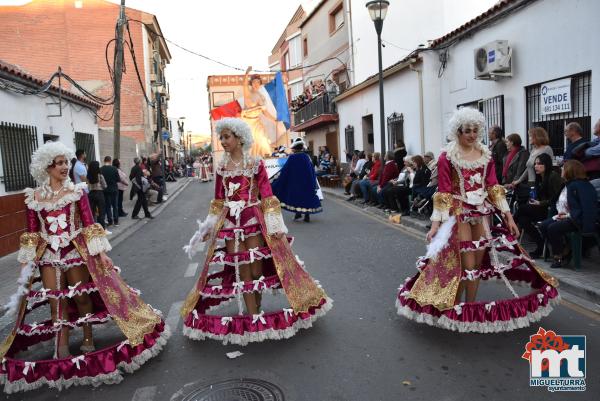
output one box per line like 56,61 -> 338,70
0,177 -> 192,311
322,186 -> 600,314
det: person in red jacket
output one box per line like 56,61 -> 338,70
373,151 -> 400,207
358,152 -> 381,203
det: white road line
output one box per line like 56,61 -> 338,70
166,301 -> 183,330
184,262 -> 199,278
132,385 -> 157,401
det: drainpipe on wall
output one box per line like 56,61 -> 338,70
410,63 -> 425,154
345,0 -> 356,86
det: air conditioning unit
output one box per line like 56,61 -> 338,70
474,40 -> 512,80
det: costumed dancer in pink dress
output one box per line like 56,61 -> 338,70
182,118 -> 332,345
396,108 -> 560,332
200,154 -> 212,183
0,142 -> 169,393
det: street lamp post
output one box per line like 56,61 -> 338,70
366,0 -> 389,155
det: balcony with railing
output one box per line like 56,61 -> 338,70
291,93 -> 338,132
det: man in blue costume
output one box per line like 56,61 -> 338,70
271,138 -> 323,222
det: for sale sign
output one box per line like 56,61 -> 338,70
540,78 -> 571,115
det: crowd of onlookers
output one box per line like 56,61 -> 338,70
290,79 -> 340,112
344,141 -> 437,218
341,119 -> 600,269
69,149 -> 182,230
491,120 -> 600,268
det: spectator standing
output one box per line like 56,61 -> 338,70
489,125 -> 508,184
515,153 -> 562,258
112,158 -> 129,217
502,133 -> 529,185
563,122 -> 587,161
150,153 -> 167,196
100,156 -> 120,227
393,140 -> 407,171
73,149 -> 88,188
86,161 -> 107,228
512,127 -> 554,187
129,157 -> 153,219
539,160 -> 598,268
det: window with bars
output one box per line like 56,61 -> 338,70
75,132 -> 96,162
387,112 -> 404,150
526,71 -> 592,156
345,125 -> 355,153
0,122 -> 38,191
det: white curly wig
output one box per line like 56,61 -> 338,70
30,141 -> 75,184
215,118 -> 253,152
447,107 -> 487,142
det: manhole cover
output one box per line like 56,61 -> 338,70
181,378 -> 285,401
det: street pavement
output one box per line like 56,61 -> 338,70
3,181 -> 599,401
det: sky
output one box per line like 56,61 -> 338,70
110,0 -> 321,137
0,0 -> 319,136
0,0 -> 495,138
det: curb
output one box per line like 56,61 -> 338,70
322,188 -> 430,234
322,187 -> 600,313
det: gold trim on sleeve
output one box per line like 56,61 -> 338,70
261,196 -> 282,214
19,232 -> 40,248
209,199 -> 225,216
82,223 -> 106,242
432,192 -> 453,212
487,185 -> 509,211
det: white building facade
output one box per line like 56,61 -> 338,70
337,0 -> 600,160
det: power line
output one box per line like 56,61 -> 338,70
125,21 -> 154,105
126,18 -> 349,75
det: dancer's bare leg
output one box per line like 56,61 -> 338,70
225,239 -> 258,315
465,221 -> 487,302
245,235 -> 265,310
66,265 -> 94,350
456,221 -> 474,304
41,266 -> 69,357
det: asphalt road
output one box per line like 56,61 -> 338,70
5,181 -> 599,401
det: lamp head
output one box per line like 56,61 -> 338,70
366,0 -> 389,22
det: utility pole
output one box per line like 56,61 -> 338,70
112,0 -> 126,159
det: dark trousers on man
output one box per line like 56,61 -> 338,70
104,190 -> 119,225
132,188 -> 151,218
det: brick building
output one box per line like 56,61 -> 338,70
0,0 -> 172,164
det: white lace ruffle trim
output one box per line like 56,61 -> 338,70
182,298 -> 332,346
87,236 -> 112,256
395,296 -> 560,333
444,141 -> 491,170
264,212 -> 288,235
24,183 -> 87,212
0,325 -> 171,394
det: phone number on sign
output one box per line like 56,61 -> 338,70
543,104 -> 570,113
